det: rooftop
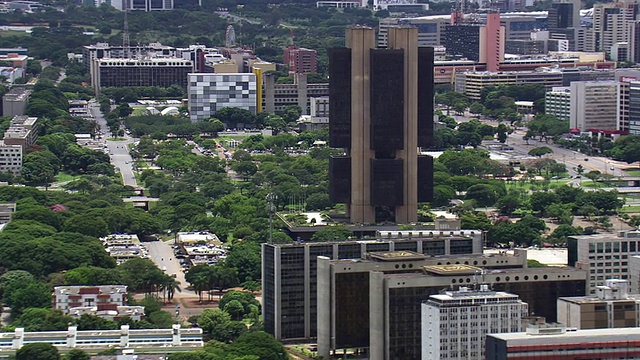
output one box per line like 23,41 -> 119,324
369,251 -> 427,262
489,326 -> 640,341
422,264 -> 483,275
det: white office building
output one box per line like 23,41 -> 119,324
0,142 -> 22,175
545,86 -> 571,121
569,230 -> 640,294
421,285 -> 528,360
569,81 -> 619,131
188,73 -> 257,122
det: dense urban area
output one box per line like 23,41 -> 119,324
1,0 -> 640,359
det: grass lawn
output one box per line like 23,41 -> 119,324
621,205 -> 640,213
505,178 -> 571,191
55,173 -> 79,183
625,169 -> 640,176
107,137 -> 127,141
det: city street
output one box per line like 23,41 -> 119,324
89,101 -> 138,187
145,240 -> 195,298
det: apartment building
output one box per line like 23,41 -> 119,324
4,115 -> 38,152
0,142 -> 22,175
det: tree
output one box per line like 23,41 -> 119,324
7,280 -> 53,317
528,146 -> 553,157
311,225 -> 353,241
228,331 -> 287,360
465,184 -> 498,208
469,102 -> 485,116
585,170 -> 602,186
16,343 -> 60,360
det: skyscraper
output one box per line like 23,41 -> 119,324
480,12 -> 505,72
328,26 -> 434,224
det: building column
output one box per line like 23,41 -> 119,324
172,324 -> 181,346
120,324 -> 130,347
347,27 -> 376,224
369,271 -> 385,359
317,256 -> 332,359
387,26 -> 419,224
67,326 -> 77,348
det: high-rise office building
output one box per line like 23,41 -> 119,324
593,0 -> 638,60
569,81 -> 619,131
262,231 -> 484,341
480,12 -> 505,72
328,26 -> 434,224
443,24 -> 482,61
422,286 -> 528,360
283,46 -> 318,74
317,251 -> 586,359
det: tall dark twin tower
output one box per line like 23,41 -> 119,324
328,27 -> 435,224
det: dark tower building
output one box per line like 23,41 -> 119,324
328,26 -> 434,224
548,3 -> 576,29
443,24 -> 482,60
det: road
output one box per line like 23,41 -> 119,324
89,100 -> 138,187
144,240 -> 195,298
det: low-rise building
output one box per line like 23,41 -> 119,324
0,325 -> 202,351
486,325 -> 640,360
558,279 -> 640,329
0,142 -> 22,175
68,305 -> 145,321
53,285 -> 129,313
4,115 -> 38,152
91,58 -> 192,94
2,88 -> 31,117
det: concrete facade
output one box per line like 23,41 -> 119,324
187,73 -> 257,122
317,251 -> 587,359
557,279 -> 640,329
569,81 -> 619,131
568,230 -> 640,294
1,88 -> 31,117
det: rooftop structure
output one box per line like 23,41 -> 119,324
176,231 -> 220,245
